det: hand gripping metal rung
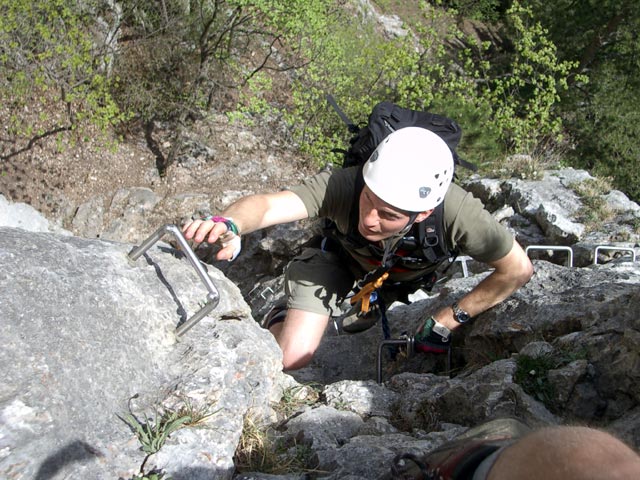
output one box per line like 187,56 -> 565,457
376,336 -> 452,384
128,224 -> 220,337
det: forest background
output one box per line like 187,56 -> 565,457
1,0 -> 639,202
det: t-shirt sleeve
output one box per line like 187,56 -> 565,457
444,183 -> 514,263
286,167 -> 358,224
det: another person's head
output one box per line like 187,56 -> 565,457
488,425 -> 640,480
358,127 -> 453,241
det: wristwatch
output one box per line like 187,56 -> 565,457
451,302 -> 471,324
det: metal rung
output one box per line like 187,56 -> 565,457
128,224 -> 220,336
454,255 -> 473,277
525,245 -> 574,267
593,245 -> 637,265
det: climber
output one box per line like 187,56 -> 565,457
182,127 -> 534,370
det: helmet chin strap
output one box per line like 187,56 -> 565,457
380,212 -> 419,266
406,212 -> 419,228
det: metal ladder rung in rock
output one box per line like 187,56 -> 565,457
593,245 -> 637,265
453,255 -> 472,277
525,245 -> 574,267
128,224 -> 220,337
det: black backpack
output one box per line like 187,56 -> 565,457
330,97 -> 476,173
327,96 -> 476,267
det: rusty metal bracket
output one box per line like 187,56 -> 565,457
377,335 -> 452,384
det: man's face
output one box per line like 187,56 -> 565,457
358,185 -> 423,242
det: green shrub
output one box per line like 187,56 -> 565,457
113,0 -> 338,124
515,349 -> 587,412
515,354 -> 558,407
282,3 -> 492,164
480,1 -> 583,155
0,0 -> 127,151
564,66 -> 640,202
266,1 -> 578,168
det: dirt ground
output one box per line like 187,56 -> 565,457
0,114 -> 317,228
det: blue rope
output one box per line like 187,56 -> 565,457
377,293 -> 390,340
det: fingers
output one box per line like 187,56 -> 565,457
182,218 -> 242,261
182,218 -> 228,245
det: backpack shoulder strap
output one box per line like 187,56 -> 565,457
326,94 -> 359,134
417,202 -> 452,264
347,167 -> 365,234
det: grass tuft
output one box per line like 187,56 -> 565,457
571,177 -> 615,231
119,395 -> 219,479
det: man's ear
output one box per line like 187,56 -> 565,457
414,209 -> 433,223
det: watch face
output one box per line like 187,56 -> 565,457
453,303 -> 470,323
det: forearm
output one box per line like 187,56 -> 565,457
433,270 -> 525,330
433,241 -> 533,331
182,190 -> 308,261
220,190 -> 308,235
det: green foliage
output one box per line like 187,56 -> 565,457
564,66 -> 640,202
515,349 -> 587,411
120,398 -> 218,478
120,409 -> 192,455
282,3 -> 492,164
515,353 -> 558,407
114,0 -> 336,123
438,0 -> 505,21
258,0 -> 579,167
432,98 -> 502,169
6,0 -> 627,195
480,1 -> 583,154
527,0 -> 640,201
0,0 -> 128,150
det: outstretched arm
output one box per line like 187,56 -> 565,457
182,190 -> 308,261
433,239 -> 534,331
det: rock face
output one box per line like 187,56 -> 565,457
2,222 -> 640,479
2,165 -> 640,479
0,227 -> 285,480
0,194 -> 70,235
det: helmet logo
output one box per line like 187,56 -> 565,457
419,186 -> 431,198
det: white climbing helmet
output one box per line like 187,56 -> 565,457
362,126 -> 454,212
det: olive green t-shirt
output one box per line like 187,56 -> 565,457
288,167 -> 513,277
